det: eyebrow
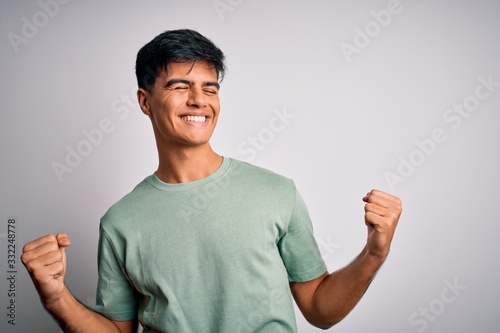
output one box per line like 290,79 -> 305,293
165,79 -> 220,90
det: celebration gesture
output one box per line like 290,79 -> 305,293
21,233 -> 71,306
362,190 -> 402,260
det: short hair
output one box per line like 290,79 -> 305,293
135,29 -> 226,90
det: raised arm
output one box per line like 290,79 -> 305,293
290,189 -> 402,329
21,233 -> 137,333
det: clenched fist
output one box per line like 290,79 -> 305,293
21,233 -> 71,306
362,190 -> 402,260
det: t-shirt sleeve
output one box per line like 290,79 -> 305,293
92,226 -> 138,321
278,185 -> 328,282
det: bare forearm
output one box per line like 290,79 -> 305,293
291,190 -> 401,329
311,245 -> 385,328
45,287 -> 121,333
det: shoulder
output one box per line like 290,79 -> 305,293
229,158 -> 293,183
100,175 -> 155,228
227,158 -> 298,196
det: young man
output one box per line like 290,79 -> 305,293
22,29 -> 402,332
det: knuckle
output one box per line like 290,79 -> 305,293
20,253 -> 29,265
48,242 -> 59,252
22,243 -> 30,253
396,198 -> 403,207
389,211 -> 400,223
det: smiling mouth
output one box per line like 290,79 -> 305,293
180,115 -> 208,123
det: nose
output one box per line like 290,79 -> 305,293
187,86 -> 207,108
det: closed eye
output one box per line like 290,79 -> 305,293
204,88 -> 218,95
165,79 -> 191,90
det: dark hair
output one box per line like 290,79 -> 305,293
135,29 -> 226,90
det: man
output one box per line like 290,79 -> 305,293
22,29 -> 402,332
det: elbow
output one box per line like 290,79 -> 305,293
305,312 -> 343,330
304,301 -> 351,330
309,319 -> 339,330
314,323 -> 335,330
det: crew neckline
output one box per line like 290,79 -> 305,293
147,157 -> 232,192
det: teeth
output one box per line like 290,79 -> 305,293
181,115 -> 207,122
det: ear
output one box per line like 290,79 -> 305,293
137,88 -> 152,116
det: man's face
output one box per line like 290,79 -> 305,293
138,60 -> 220,150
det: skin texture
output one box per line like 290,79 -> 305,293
21,60 -> 402,332
137,60 -> 223,184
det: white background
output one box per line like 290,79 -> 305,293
1,0 -> 499,332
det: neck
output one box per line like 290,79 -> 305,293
155,143 -> 223,184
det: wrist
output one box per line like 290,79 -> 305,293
361,245 -> 387,271
43,287 -> 72,313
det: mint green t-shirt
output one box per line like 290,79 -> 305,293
93,158 -> 327,332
